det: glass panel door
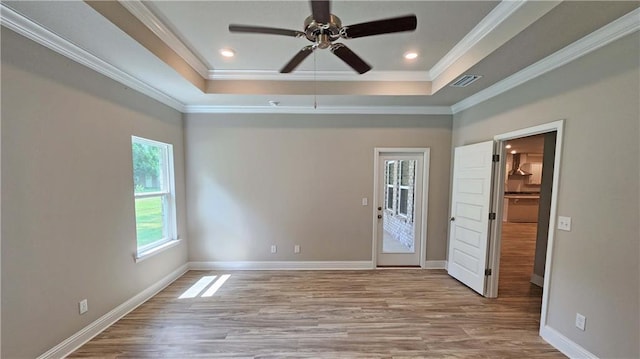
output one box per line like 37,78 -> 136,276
382,159 -> 417,254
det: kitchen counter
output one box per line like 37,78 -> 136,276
504,193 -> 540,199
503,193 -> 540,223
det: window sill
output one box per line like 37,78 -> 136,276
135,238 -> 182,263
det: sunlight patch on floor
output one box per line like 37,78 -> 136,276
202,274 -> 231,297
178,275 -> 231,299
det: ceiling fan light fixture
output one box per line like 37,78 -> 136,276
228,1 -> 417,74
220,48 -> 236,57
404,52 -> 418,60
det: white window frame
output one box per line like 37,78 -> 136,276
385,161 -> 396,212
397,160 -> 411,219
132,136 -> 178,261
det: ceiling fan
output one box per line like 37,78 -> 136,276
228,0 -> 417,74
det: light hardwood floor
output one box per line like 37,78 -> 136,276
499,222 -> 542,298
70,238 -> 563,359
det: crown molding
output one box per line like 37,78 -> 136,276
428,0 -> 526,80
451,7 -> 640,114
183,105 -> 452,115
118,0 -> 210,78
208,69 -> 431,82
0,3 -> 186,113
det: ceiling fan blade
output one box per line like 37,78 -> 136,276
330,43 -> 371,74
310,0 -> 331,24
342,15 -> 417,39
280,46 -> 315,73
229,24 -> 304,38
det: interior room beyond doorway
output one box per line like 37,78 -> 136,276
499,133 -> 548,300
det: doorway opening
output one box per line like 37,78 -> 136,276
372,148 -> 430,268
497,132 -> 555,311
447,121 -> 564,337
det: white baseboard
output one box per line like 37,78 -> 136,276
540,325 -> 598,359
424,260 -> 447,269
37,263 -> 189,359
530,273 -> 544,287
189,261 -> 374,270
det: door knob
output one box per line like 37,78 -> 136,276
377,215 -> 382,219
450,217 -> 455,221
378,207 -> 382,211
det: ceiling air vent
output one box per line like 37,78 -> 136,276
450,74 -> 482,87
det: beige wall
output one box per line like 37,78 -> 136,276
184,114 -> 451,263
1,28 -> 188,358
453,33 -> 639,358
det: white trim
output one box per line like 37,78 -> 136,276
452,8 -> 640,114
183,105 -> 452,115
189,261 -> 373,271
429,0 -> 526,80
36,264 -> 189,359
0,4 -> 186,112
424,260 -> 447,269
209,69 -> 430,82
490,120 -> 564,337
118,0 -> 210,78
540,325 -> 599,359
372,148 -> 430,268
134,239 -> 182,263
530,273 -> 544,288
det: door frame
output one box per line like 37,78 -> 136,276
372,148 -> 430,269
486,120 -> 564,333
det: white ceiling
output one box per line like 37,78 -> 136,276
2,1 -> 638,114
147,1 -> 498,72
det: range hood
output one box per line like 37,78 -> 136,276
508,153 -> 532,176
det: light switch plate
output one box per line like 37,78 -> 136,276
79,299 -> 88,315
362,198 -> 368,206
575,313 -> 586,331
558,216 -> 571,231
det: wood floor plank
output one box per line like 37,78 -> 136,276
70,222 -> 563,358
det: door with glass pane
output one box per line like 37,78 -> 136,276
376,153 -> 424,266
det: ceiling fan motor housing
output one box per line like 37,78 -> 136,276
304,15 -> 342,48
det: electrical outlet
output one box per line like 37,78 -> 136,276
558,216 -> 572,231
270,245 -> 277,254
575,313 -> 586,331
79,299 -> 88,315
294,245 -> 300,254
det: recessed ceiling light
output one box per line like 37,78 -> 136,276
404,52 -> 418,60
511,150 -> 517,154
505,144 -> 512,149
220,48 -> 235,58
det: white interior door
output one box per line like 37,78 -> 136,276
447,141 -> 495,294
376,153 -> 424,266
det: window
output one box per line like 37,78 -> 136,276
398,161 -> 411,217
385,161 -> 395,211
132,136 -> 176,256
384,159 -> 415,220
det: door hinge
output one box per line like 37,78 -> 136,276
492,154 -> 500,162
485,268 -> 492,276
489,212 -> 496,220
